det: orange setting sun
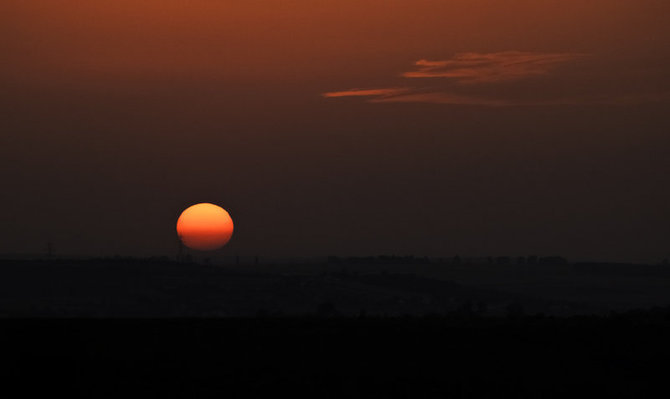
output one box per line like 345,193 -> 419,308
176,203 -> 234,251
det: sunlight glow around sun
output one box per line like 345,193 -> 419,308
176,203 -> 234,251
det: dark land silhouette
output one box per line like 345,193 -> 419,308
3,257 -> 670,397
2,257 -> 670,317
5,309 -> 670,397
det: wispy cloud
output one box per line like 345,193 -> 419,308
402,51 -> 587,84
323,51 -> 668,107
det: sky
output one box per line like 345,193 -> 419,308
1,0 -> 669,261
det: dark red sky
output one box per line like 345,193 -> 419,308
1,1 -> 669,261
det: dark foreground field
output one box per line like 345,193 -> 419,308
4,314 -> 670,398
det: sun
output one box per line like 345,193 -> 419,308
176,203 -> 234,251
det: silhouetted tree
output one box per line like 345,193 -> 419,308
496,256 -> 511,265
539,256 -> 568,265
506,302 -> 525,319
316,302 -> 337,317
458,301 -> 475,317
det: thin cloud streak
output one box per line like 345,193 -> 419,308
322,88 -> 410,98
402,51 -> 588,84
324,88 -> 670,107
370,92 -> 511,107
323,88 -> 511,106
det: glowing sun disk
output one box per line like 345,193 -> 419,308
176,203 -> 234,251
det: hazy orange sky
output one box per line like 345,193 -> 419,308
1,1 -> 669,261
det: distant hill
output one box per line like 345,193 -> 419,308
0,258 -> 579,317
2,258 -> 670,317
